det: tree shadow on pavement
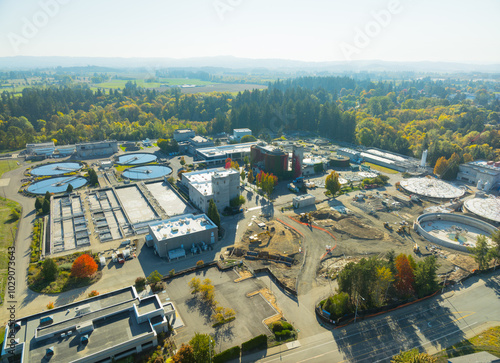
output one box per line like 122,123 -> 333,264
332,301 -> 466,362
484,273 -> 500,297
184,296 -> 213,325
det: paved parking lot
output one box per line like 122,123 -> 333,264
163,267 -> 276,352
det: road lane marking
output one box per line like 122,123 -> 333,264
266,312 -> 477,363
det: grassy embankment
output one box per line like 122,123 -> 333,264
435,326 -> 500,361
0,197 -> 21,305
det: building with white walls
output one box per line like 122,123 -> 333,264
0,286 -> 173,363
147,214 -> 218,258
457,160 -> 500,192
181,168 -> 240,212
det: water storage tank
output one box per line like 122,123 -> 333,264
420,149 -> 428,167
477,180 -> 484,190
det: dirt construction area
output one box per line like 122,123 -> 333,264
237,186 -> 480,291
235,219 -> 302,257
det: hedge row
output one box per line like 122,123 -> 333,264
213,346 -> 241,363
241,334 -> 268,353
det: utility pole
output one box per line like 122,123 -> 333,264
354,293 -> 365,323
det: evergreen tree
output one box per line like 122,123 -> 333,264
207,199 -> 221,230
42,199 -> 50,214
35,197 -> 42,211
468,235 -> 491,271
414,256 -> 439,298
41,258 -> 58,282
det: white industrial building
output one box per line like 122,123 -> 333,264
76,141 -> 118,158
195,142 -> 258,166
26,142 -> 55,156
337,148 -> 361,163
0,286 -> 174,363
457,160 -> 500,192
293,194 -> 316,209
173,129 -> 195,142
181,168 -> 240,212
233,128 -> 252,141
147,214 -> 218,258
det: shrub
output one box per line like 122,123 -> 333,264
196,260 -> 204,266
46,302 -> 54,310
281,321 -> 293,330
135,277 -> 146,291
151,282 -> 164,293
10,209 -> 20,221
147,270 -> 163,284
275,330 -> 292,339
59,263 -> 72,271
241,334 -> 267,353
323,292 -> 351,320
28,265 -> 37,275
271,321 -> 284,333
213,346 -> 241,363
88,290 -> 99,297
71,254 -> 98,278
169,269 -> 175,277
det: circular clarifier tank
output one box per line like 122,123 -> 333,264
30,162 -> 83,176
414,212 -> 496,252
27,176 -> 88,194
123,165 -> 172,180
464,197 -> 500,224
399,178 -> 465,199
116,153 -> 157,165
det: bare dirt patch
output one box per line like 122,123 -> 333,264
315,217 -> 385,240
236,220 -> 302,256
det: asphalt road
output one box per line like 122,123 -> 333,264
246,270 -> 500,362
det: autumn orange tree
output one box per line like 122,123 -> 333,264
71,254 -> 98,278
433,156 -> 448,176
171,343 -> 195,363
394,254 -> 415,298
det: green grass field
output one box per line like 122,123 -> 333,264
0,197 -> 21,305
93,78 -> 216,89
0,160 -> 19,178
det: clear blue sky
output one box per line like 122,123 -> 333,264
1,0 -> 499,63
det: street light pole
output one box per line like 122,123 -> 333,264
354,293 -> 365,323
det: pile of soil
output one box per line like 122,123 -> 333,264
310,209 -> 345,221
313,215 -> 385,240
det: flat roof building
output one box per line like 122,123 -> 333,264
148,214 -> 218,258
26,142 -> 55,156
196,142 -> 258,165
233,128 -> 252,141
1,286 -> 173,363
188,136 -> 214,155
182,168 -> 240,213
293,194 -> 316,209
76,141 -> 118,159
173,129 -> 195,142
457,160 -> 500,192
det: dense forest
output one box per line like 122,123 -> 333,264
0,74 -> 499,168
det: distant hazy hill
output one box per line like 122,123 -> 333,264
0,56 -> 499,73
